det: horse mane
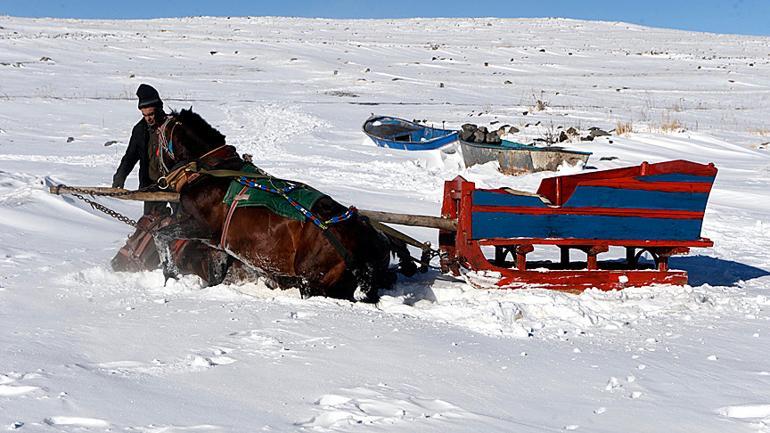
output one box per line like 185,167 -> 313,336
173,108 -> 226,149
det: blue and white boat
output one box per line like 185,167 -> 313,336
363,116 -> 458,150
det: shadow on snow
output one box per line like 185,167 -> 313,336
671,255 -> 770,287
387,255 -> 770,302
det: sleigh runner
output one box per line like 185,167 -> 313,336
438,160 -> 717,291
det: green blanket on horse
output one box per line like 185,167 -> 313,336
222,164 -> 327,222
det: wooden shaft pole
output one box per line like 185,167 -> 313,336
49,186 -> 180,202
49,186 -> 458,231
358,209 -> 457,231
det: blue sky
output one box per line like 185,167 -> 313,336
2,0 -> 768,36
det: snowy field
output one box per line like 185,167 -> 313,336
1,15 -> 770,432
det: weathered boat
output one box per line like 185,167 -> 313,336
363,115 -> 459,150
460,138 -> 592,175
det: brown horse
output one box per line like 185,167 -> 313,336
152,109 -> 415,302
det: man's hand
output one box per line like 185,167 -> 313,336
112,181 -> 124,189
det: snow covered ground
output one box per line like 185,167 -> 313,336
1,15 -> 769,432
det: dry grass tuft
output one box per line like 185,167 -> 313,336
531,91 -> 549,112
615,121 -> 633,135
657,111 -> 685,133
660,118 -> 684,132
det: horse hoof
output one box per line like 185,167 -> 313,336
353,286 -> 379,303
163,270 -> 179,286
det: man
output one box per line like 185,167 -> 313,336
112,84 -> 169,215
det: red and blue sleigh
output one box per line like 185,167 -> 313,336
439,160 -> 717,292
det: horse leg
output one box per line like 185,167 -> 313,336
153,218 -> 213,285
205,249 -> 231,287
351,263 -> 379,303
349,231 -> 416,301
386,235 -> 418,277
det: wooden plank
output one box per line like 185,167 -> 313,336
471,212 -> 705,241
536,160 -> 717,206
472,205 -> 704,219
476,237 -> 712,248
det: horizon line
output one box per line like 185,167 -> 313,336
2,14 -> 769,38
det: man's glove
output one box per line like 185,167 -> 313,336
112,181 -> 124,189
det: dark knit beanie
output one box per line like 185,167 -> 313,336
136,84 -> 163,109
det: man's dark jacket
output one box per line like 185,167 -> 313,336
112,119 -> 153,188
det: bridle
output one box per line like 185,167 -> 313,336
157,115 -> 181,175
155,115 -> 233,191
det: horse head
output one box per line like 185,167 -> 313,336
158,108 -> 227,169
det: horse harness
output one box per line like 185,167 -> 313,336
156,143 -> 358,269
156,144 -> 241,192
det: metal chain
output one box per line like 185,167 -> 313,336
69,191 -> 138,227
54,184 -> 159,228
